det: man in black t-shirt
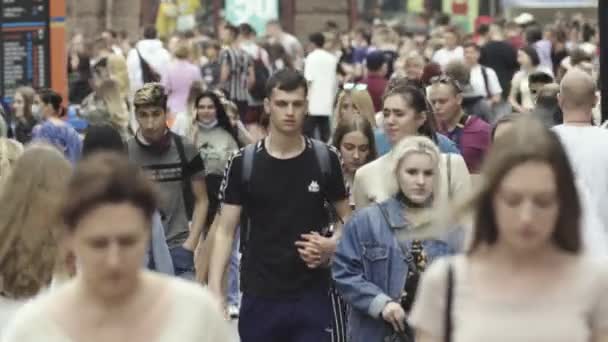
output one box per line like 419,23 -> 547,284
208,70 -> 350,342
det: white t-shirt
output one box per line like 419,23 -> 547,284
0,297 -> 27,337
1,276 -> 235,342
470,64 -> 502,98
304,48 -> 338,117
553,124 -> 608,236
432,46 -> 464,68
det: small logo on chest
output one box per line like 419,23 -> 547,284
308,181 -> 320,193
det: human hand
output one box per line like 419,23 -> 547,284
382,301 -> 407,333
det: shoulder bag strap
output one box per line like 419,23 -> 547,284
172,133 -> 193,218
447,154 -> 453,200
239,143 -> 257,253
445,263 -> 454,342
311,139 -> 331,187
481,66 -> 491,99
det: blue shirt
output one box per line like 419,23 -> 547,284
374,129 -> 461,156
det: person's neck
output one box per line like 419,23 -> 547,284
265,130 -> 305,159
482,241 -> 563,271
445,110 -> 465,131
76,273 -> 144,310
563,112 -> 593,126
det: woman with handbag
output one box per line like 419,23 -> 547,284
409,117 -> 608,342
332,135 -> 463,342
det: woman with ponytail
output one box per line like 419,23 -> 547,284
31,89 -> 82,164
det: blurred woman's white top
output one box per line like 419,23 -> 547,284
1,275 -> 234,342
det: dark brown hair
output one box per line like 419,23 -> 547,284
62,152 -> 158,230
332,116 -> 378,164
382,85 -> 439,143
468,117 -> 581,253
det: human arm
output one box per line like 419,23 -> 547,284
208,204 -> 241,303
488,69 -> 503,105
183,178 -> 209,251
150,211 -> 175,275
247,61 -> 255,90
219,50 -> 230,84
509,72 -> 527,113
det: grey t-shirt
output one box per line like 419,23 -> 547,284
128,134 -> 205,248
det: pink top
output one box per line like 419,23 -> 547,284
162,60 -> 202,115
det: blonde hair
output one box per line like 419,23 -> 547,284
97,79 -> 129,134
0,138 -> 24,188
334,90 -> 377,128
391,136 -> 442,204
0,144 -> 72,299
107,54 -> 130,99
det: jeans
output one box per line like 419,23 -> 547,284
170,245 -> 195,280
226,228 -> 241,307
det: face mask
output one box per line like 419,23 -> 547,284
198,119 -> 218,130
31,104 -> 41,119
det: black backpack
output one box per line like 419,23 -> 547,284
239,139 -> 332,252
249,50 -> 270,101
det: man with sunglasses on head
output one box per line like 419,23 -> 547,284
362,50 -> 388,112
428,75 -> 491,173
304,32 -> 338,142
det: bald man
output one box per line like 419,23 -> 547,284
552,69 -> 608,242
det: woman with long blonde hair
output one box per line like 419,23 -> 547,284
80,79 -> 130,140
333,87 -> 377,130
0,138 -> 24,188
0,144 -> 72,333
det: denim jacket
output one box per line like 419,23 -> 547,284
332,196 -> 462,342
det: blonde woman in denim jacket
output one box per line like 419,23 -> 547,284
332,136 -> 463,342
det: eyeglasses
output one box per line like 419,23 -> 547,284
430,75 -> 463,93
343,83 -> 368,91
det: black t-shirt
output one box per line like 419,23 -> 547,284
220,138 -> 348,297
480,41 -> 519,99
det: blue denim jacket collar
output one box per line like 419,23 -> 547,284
378,196 -> 409,230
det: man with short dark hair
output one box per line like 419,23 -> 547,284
528,71 -> 554,102
428,76 -> 491,173
209,69 -> 350,342
266,19 -> 304,70
362,50 -> 388,112
128,83 -> 209,278
304,32 -> 338,142
463,42 -> 502,105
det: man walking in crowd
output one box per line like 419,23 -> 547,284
126,26 -> 171,96
479,24 -> 519,101
239,23 -> 271,124
220,23 -> 255,121
463,42 -> 503,107
362,50 -> 388,113
128,83 -> 209,278
209,69 -> 350,341
266,19 -> 305,70
304,32 -> 338,142
432,28 -> 464,69
552,69 -> 608,231
428,75 -> 491,173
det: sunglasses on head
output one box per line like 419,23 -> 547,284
343,83 -> 368,91
430,75 -> 463,93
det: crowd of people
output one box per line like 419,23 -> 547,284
0,9 -> 607,342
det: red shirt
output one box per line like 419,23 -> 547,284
363,74 -> 388,113
440,115 -> 491,173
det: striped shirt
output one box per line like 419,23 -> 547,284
219,47 -> 251,102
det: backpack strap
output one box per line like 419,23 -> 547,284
172,133 -> 194,219
239,143 -> 257,253
445,262 -> 454,342
310,139 -> 332,188
241,143 -> 257,189
447,154 -> 453,200
481,66 -> 491,99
